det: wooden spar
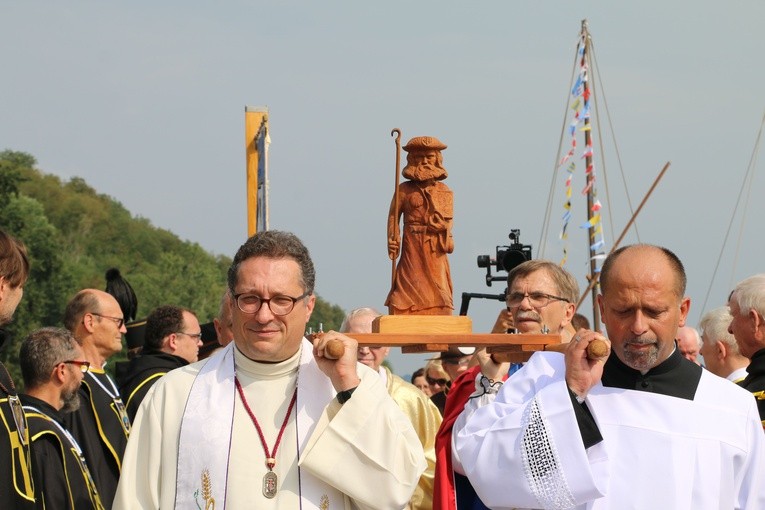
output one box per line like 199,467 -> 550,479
580,20 -> 601,331
576,161 -> 672,310
390,129 -> 402,288
344,332 -> 557,347
320,332 -> 563,363
319,333 -> 608,362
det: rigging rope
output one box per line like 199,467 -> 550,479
699,109 -> 765,318
539,36 -> 581,259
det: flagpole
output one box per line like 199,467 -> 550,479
579,20 -> 602,330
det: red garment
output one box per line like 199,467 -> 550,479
432,366 -> 481,510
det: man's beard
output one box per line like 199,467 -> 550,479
61,386 -> 81,413
621,337 -> 661,371
402,162 -> 447,181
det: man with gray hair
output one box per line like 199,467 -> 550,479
62,289 -> 129,509
213,290 -> 234,347
19,327 -> 103,509
728,273 -> 765,426
435,259 -> 580,510
699,307 -> 749,382
341,306 -> 441,510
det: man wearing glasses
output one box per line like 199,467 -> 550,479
119,305 -> 202,421
20,327 -> 103,509
434,259 -> 579,510
341,306 -> 442,510
63,289 -> 129,509
114,230 -> 424,510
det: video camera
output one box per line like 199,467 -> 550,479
476,229 -> 533,287
459,229 -> 533,316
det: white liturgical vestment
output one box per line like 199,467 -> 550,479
113,339 -> 425,509
453,351 -> 765,510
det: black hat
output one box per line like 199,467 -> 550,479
125,319 -> 146,350
198,321 -> 222,359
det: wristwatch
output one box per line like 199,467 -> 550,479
336,386 -> 358,404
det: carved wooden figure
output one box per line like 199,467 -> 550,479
386,136 -> 454,315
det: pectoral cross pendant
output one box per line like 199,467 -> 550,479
263,470 -> 278,498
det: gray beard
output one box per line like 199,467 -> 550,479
61,388 -> 81,413
621,341 -> 660,372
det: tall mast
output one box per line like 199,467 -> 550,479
581,20 -> 601,331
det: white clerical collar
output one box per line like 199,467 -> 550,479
233,344 -> 301,379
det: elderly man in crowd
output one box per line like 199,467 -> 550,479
213,290 -> 234,347
342,306 -> 441,510
699,306 -> 749,383
728,273 -> 765,426
455,245 -> 765,509
63,289 -> 129,509
434,260 -> 579,510
20,327 -> 103,509
114,230 -> 424,509
677,325 -> 702,364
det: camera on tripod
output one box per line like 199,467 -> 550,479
476,229 -> 533,287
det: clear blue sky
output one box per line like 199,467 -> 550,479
3,2 -> 764,377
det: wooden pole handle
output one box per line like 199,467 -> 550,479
544,338 -> 609,359
324,339 -> 345,360
309,332 -> 346,360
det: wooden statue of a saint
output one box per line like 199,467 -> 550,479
386,136 -> 454,315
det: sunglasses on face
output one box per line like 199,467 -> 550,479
426,376 -> 448,386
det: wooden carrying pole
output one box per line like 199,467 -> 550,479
317,333 -> 609,364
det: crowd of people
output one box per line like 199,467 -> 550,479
2,226 -> 765,509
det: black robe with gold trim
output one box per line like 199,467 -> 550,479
0,361 -> 35,508
62,369 -> 129,509
21,394 -> 104,510
118,351 -> 188,422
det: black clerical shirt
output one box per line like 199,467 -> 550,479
572,346 -> 702,448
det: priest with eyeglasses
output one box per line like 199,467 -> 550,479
114,231 -> 425,510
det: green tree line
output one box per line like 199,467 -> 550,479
0,150 -> 345,383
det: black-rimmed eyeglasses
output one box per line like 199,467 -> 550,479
233,291 -> 310,316
90,313 -> 125,329
63,360 -> 91,373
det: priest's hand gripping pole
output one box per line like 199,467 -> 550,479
310,333 -> 346,360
